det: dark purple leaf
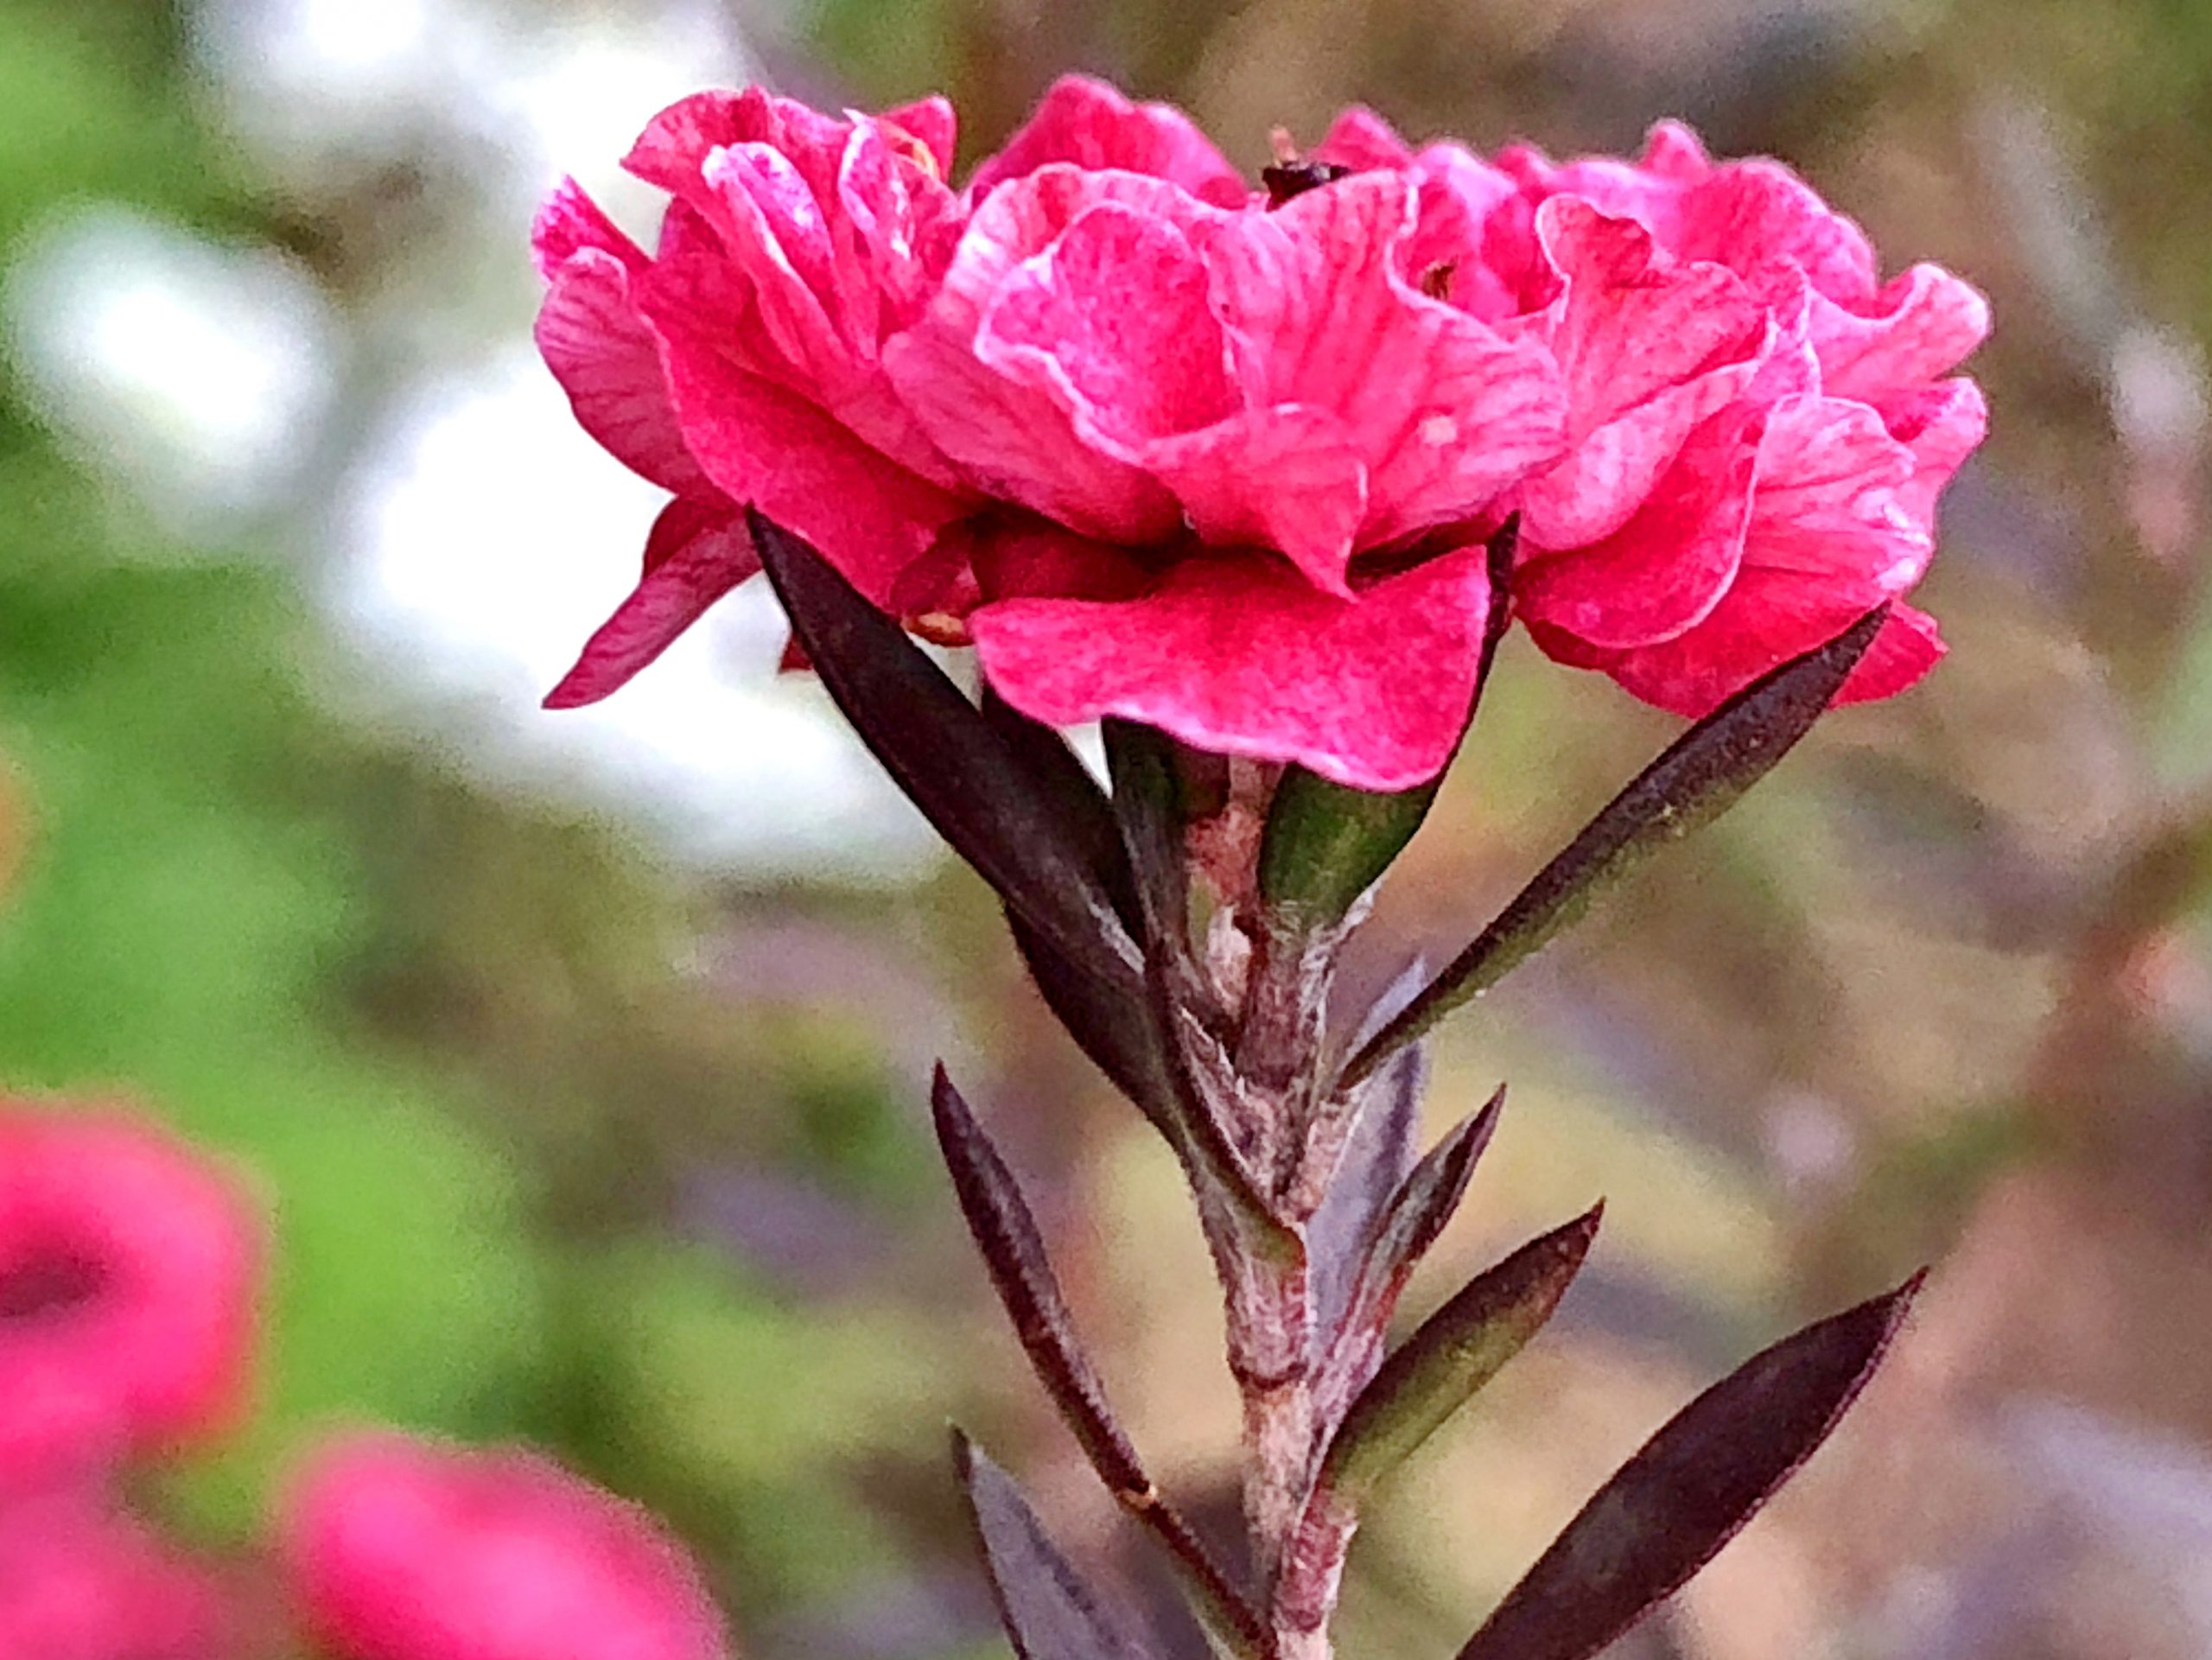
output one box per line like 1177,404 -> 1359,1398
982,685 -> 1140,931
931,1066 -> 1149,1498
1007,908 -> 1177,1135
954,1431 -> 1161,1660
1322,1204 -> 1602,1510
932,1069 -> 1275,1658
751,509 -> 1140,1000
1357,1088 -> 1504,1307
1454,1272 -> 1925,1660
1306,1041 -> 1428,1344
1314,1087 -> 1506,1425
1342,603 -> 1890,1090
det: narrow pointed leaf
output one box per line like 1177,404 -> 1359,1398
1472,515 -> 1522,697
1321,1087 -> 1503,1372
1323,1204 -> 1601,1511
933,1070 -> 1277,1660
1256,518 -> 1519,924
1103,716 -> 1194,945
751,509 -> 1139,995
1356,1087 -> 1504,1309
1343,603 -> 1889,1089
931,1065 -> 1148,1496
954,1431 -> 1162,1660
1455,1272 -> 1925,1660
1007,909 -> 1177,1134
1306,1041 -> 1427,1343
982,686 -> 1141,930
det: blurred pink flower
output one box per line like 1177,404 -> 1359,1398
536,77 -> 1985,785
0,1105 -> 258,1484
0,1487 -> 238,1660
1316,111 -> 1990,715
286,1432 -> 727,1660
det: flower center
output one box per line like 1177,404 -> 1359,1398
0,1245 -> 109,1323
1261,160 -> 1351,209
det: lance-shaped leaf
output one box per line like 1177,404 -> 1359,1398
1007,909 -> 1178,1135
752,509 -> 1139,995
1342,603 -> 1888,1089
1103,717 -> 1196,950
1313,1088 -> 1505,1422
1321,1204 -> 1601,1513
1256,519 -> 1521,925
954,1431 -> 1162,1660
983,685 -> 1140,930
1455,1272 -> 1925,1660
932,1066 -> 1148,1495
1306,1041 -> 1428,1345
932,1069 -> 1276,1660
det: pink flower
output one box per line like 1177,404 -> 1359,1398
536,76 -> 1567,789
533,88 -> 971,705
0,1104 -> 258,1484
286,1432 -> 728,1660
0,1488 -> 239,1660
1315,112 -> 1989,716
537,78 -> 1985,786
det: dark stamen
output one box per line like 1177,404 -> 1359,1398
1262,161 -> 1351,208
0,1248 -> 108,1322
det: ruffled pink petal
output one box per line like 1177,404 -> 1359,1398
699,143 -> 851,385
885,324 -> 1180,541
1637,120 -> 1714,183
646,310 -> 964,605
976,202 -> 1236,445
643,200 -> 758,346
1313,115 -> 1527,320
888,168 -> 1224,540
1516,198 -> 1769,544
1504,128 -> 1879,311
1197,173 -> 1567,550
1518,406 -> 1764,648
1744,394 -> 1925,585
881,95 -> 958,178
1495,141 -> 1688,239
1535,199 -> 1767,433
545,499 -> 761,707
1312,107 -> 1417,171
971,540 -> 1494,790
1814,263 -> 1993,403
625,87 -> 845,207
1669,161 -> 1881,308
1404,143 -> 1522,302
531,177 -> 648,278
967,74 -> 1249,209
1836,601 -> 1945,703
1550,566 -> 1932,718
1882,377 -> 1989,525
1520,362 -> 1762,549
834,124 -> 920,329
535,249 -> 714,499
1143,407 -> 1369,593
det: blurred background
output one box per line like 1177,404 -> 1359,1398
1,0 -> 2208,1655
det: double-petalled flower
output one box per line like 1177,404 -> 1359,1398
535,76 -> 1986,788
